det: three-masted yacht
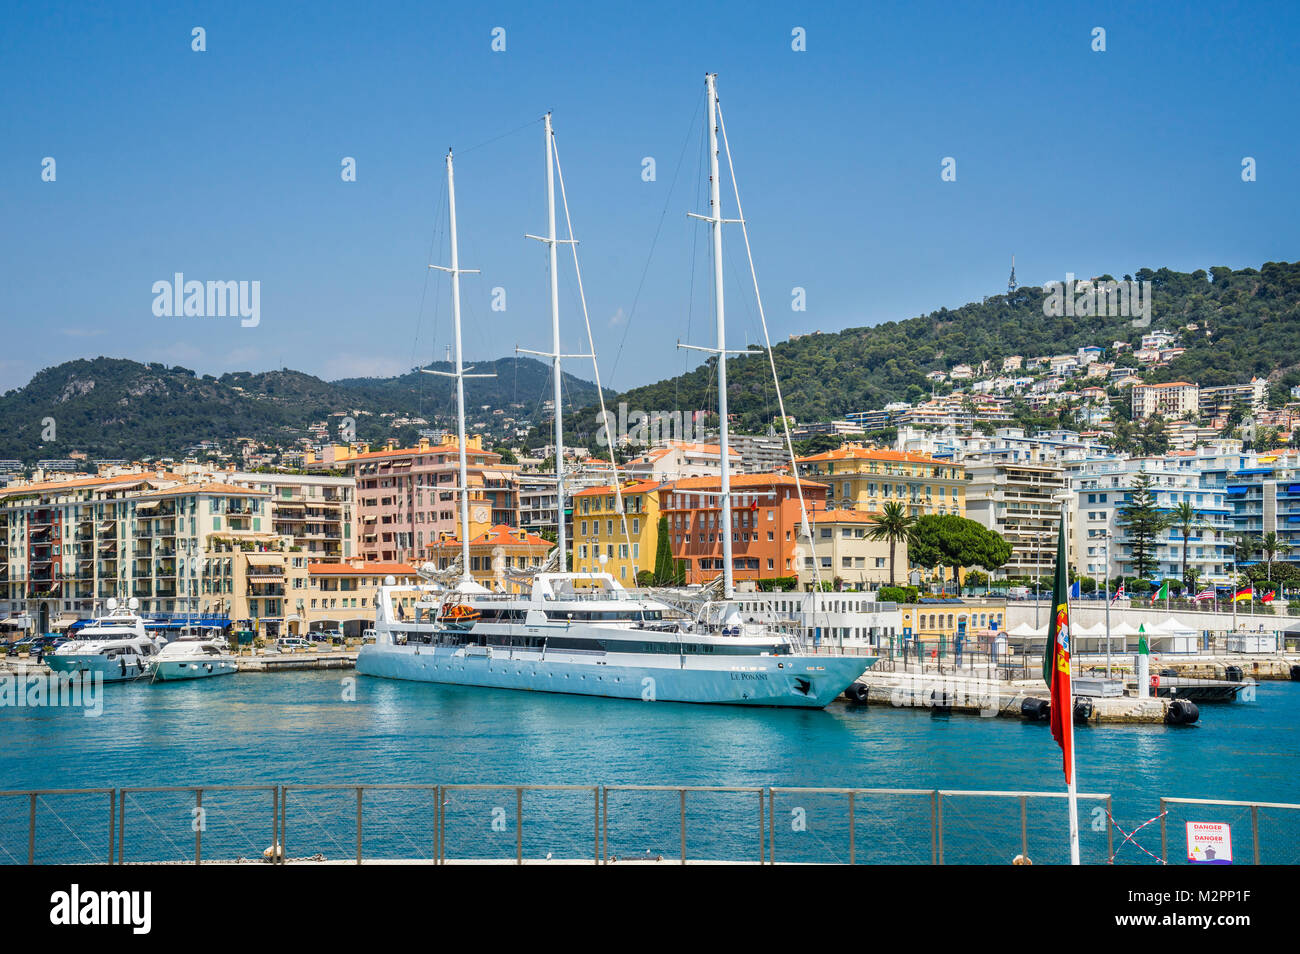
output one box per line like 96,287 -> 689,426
357,80 -> 873,707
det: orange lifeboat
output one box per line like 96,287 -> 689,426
438,602 -> 481,626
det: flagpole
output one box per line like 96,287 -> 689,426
1059,495 -> 1081,865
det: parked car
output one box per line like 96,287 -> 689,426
276,637 -> 311,652
8,634 -> 58,655
361,629 -> 378,644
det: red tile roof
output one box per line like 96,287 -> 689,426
307,561 -> 419,575
795,445 -> 947,465
427,525 -> 552,549
572,480 -> 662,498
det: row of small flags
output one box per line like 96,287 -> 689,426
1149,584 -> 1275,604
1061,580 -> 1276,602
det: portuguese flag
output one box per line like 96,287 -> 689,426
1041,512 -> 1074,785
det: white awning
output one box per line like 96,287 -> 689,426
1006,621 -> 1046,637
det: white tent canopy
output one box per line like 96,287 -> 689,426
1006,621 -> 1046,637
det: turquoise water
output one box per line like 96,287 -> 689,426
1,673 -> 1296,864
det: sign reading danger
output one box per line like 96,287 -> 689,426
1185,821 -> 1233,864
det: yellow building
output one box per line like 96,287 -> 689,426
796,446 -> 965,518
572,480 -> 663,584
899,599 -> 1008,652
428,525 -> 553,592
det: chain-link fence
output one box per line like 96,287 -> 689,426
1160,797 -> 1300,865
2,785 -> 1296,864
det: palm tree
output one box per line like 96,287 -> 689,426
1260,531 -> 1292,582
1170,502 -> 1201,591
1231,535 -> 1255,570
867,501 -> 915,587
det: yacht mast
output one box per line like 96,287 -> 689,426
546,114 -> 565,570
521,113 -> 589,572
424,149 -> 484,585
682,74 -> 753,601
707,73 -> 735,600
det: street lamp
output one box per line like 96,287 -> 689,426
1103,528 -> 1113,679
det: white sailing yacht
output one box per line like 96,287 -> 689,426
357,81 -> 873,706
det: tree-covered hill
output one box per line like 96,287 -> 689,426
0,356 -> 609,463
562,261 -> 1300,440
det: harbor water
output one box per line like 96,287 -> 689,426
2,673 -> 1296,863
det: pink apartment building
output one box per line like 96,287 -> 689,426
309,435 -> 519,563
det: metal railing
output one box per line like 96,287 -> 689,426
3,784 -> 1294,865
1159,797 -> 1300,865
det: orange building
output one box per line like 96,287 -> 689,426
660,474 -> 828,585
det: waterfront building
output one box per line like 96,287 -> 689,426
0,472 -> 304,632
964,462 -> 1068,580
312,434 -> 519,563
302,561 -> 423,636
728,589 -> 902,652
229,470 -> 354,562
1068,458 -> 1232,585
660,473 -> 828,586
1189,447 -> 1300,572
899,598 -> 1008,645
427,525 -> 553,592
572,481 -> 663,584
793,508 -> 897,588
795,445 -> 965,518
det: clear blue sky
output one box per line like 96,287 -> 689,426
4,0 -> 1297,396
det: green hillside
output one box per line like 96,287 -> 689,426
562,261 -> 1300,440
0,356 -> 608,463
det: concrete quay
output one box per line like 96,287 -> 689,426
853,668 -> 1195,725
236,650 -> 358,672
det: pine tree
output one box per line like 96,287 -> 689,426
1119,473 -> 1167,580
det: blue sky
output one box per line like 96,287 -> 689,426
3,0 -> 1297,397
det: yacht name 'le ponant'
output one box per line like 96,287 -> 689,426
357,78 -> 874,707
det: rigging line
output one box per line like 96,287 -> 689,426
412,176 -> 447,369
458,115 -> 547,156
715,96 -> 823,598
551,129 -> 636,564
679,113 -> 708,414
609,89 -> 706,385
417,183 -> 450,421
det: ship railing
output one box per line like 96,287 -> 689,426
7,785 -> 1296,865
0,783 -> 1119,865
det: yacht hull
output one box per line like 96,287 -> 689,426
150,659 -> 238,681
357,643 -> 872,708
46,654 -> 151,683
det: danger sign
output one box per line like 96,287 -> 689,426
1185,821 -> 1233,864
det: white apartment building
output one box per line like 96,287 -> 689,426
1069,458 -> 1232,585
965,462 -> 1069,579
